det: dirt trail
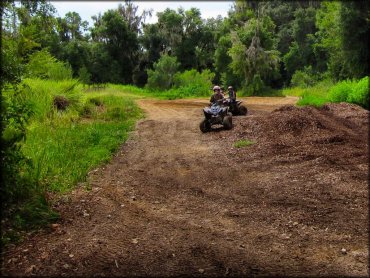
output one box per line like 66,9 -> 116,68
1,97 -> 368,277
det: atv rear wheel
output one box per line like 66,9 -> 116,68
199,119 -> 211,133
238,105 -> 247,115
223,116 -> 233,130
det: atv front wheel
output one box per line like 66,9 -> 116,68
223,116 -> 233,130
199,119 -> 211,133
238,105 -> 248,115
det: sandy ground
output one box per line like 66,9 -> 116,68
1,97 -> 368,277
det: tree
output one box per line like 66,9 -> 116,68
339,1 -> 369,79
60,12 -> 89,41
116,0 -> 152,34
156,7 -> 206,71
315,1 -> 369,81
90,9 -> 139,83
156,8 -> 183,55
195,17 -> 222,72
226,3 -> 280,94
282,6 -> 318,82
229,33 -> 280,94
146,54 -> 179,90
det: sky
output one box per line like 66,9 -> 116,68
52,1 -> 233,26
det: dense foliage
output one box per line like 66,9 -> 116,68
3,0 -> 368,91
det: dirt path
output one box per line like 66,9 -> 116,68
2,97 -> 368,277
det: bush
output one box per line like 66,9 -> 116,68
173,69 -> 215,96
327,80 -> 352,103
291,69 -> 316,88
146,54 -> 179,90
326,77 -> 369,109
19,79 -> 82,122
347,76 -> 369,109
78,66 -> 92,85
242,74 -> 265,96
1,84 -> 34,205
25,49 -> 73,80
297,91 -> 327,107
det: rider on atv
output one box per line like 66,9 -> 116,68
210,85 -> 225,105
227,86 -> 236,103
224,85 -> 248,116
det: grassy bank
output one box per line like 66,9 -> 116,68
19,79 -> 142,193
2,79 -> 143,244
109,84 -> 212,100
281,77 -> 369,109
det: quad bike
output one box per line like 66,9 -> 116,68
223,99 -> 248,116
199,103 -> 232,133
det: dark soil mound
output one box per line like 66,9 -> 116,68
232,103 -> 368,142
214,103 -> 368,168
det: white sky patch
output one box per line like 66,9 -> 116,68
51,1 -> 233,27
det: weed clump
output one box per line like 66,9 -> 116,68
234,139 -> 255,148
89,97 -> 104,107
53,95 -> 69,111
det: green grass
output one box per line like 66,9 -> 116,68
23,121 -> 138,191
233,139 -> 256,148
17,78 -> 83,122
328,76 -> 369,109
22,93 -> 142,192
281,77 -> 369,109
108,83 -> 213,100
2,79 -> 143,243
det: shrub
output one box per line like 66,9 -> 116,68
53,96 -> 69,111
347,76 -> 369,109
242,74 -> 265,96
173,69 -> 215,96
327,80 -> 352,103
297,91 -> 327,107
326,77 -> 369,109
1,84 -> 34,205
78,66 -> 92,86
146,54 -> 179,90
291,69 -> 316,88
25,49 -> 72,80
20,79 -> 82,122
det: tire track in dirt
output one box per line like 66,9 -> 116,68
1,97 -> 368,277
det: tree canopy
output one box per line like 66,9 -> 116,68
2,0 -> 368,93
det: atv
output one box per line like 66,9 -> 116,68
223,99 -> 248,116
199,103 -> 232,133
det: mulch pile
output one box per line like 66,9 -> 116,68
214,103 -> 368,168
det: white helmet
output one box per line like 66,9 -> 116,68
213,85 -> 221,91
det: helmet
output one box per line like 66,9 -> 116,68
213,85 -> 220,91
228,86 -> 233,90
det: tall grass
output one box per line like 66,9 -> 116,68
17,78 -> 83,122
2,79 -> 143,243
21,87 -> 143,193
281,77 -> 368,109
108,83 -> 211,100
23,117 -> 140,192
328,76 -> 369,109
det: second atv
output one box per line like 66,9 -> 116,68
224,99 -> 248,116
